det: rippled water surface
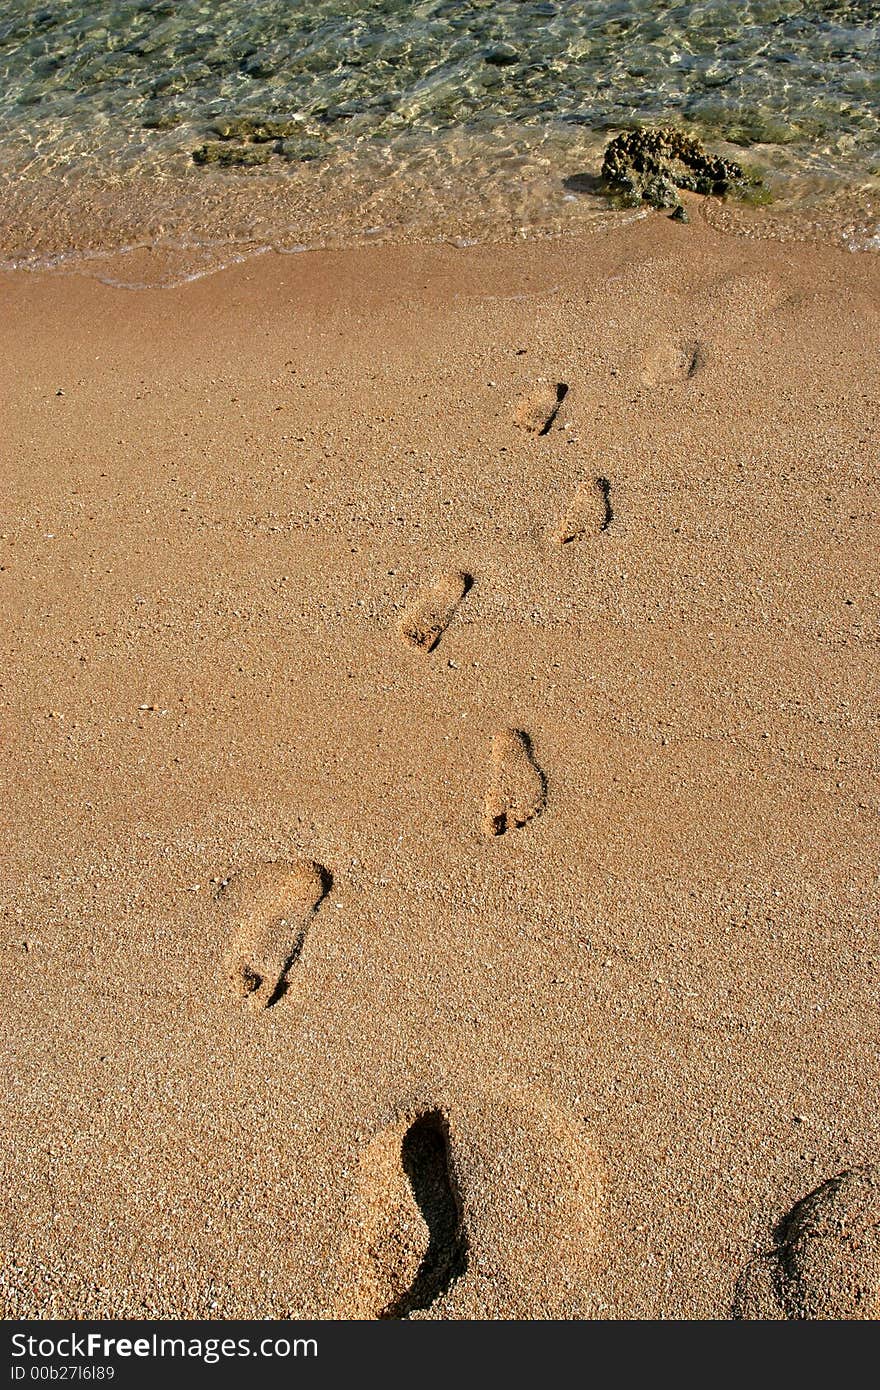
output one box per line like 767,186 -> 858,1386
1,1 -> 878,283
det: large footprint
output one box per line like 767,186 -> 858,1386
220,858 -> 330,1009
350,1109 -> 468,1319
733,1167 -> 880,1319
345,1087 -> 605,1318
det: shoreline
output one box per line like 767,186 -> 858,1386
1,209 -> 878,1319
0,141 -> 878,291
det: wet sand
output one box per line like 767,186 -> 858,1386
1,201 -> 878,1319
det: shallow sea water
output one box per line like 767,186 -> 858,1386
0,1 -> 878,285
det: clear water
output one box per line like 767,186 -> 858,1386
1,1 -> 878,285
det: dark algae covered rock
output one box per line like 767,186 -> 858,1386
192,140 -> 273,167
210,116 -> 302,142
192,115 -> 326,168
601,126 -> 760,212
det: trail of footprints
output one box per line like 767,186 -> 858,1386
210,375 -> 595,1315
218,381 -> 577,1005
210,364 -> 868,1317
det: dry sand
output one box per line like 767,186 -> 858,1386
1,200 -> 878,1320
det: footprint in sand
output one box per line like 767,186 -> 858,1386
220,858 -> 330,1008
483,728 -> 546,836
551,475 -> 613,544
351,1109 -> 468,1319
347,1089 -> 604,1318
641,339 -> 706,386
513,380 -> 568,435
733,1167 -> 880,1320
399,570 -> 472,652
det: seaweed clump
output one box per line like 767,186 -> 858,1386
601,126 -> 758,213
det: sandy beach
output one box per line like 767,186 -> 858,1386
1,202 -> 877,1319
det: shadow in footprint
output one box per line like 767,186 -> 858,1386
381,1111 -> 469,1319
597,476 -> 613,530
733,1166 -> 880,1320
539,382 -> 569,436
685,342 -> 706,377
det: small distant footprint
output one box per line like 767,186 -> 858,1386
513,380 -> 568,435
733,1167 -> 880,1320
484,728 -> 546,836
220,858 -> 330,1008
641,339 -> 706,386
551,475 -> 613,544
399,570 -> 472,652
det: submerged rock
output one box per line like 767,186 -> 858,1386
484,43 -> 519,66
601,126 -> 758,210
277,136 -> 326,163
192,118 -> 327,168
141,103 -> 181,130
210,115 -> 301,142
192,141 -> 272,167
